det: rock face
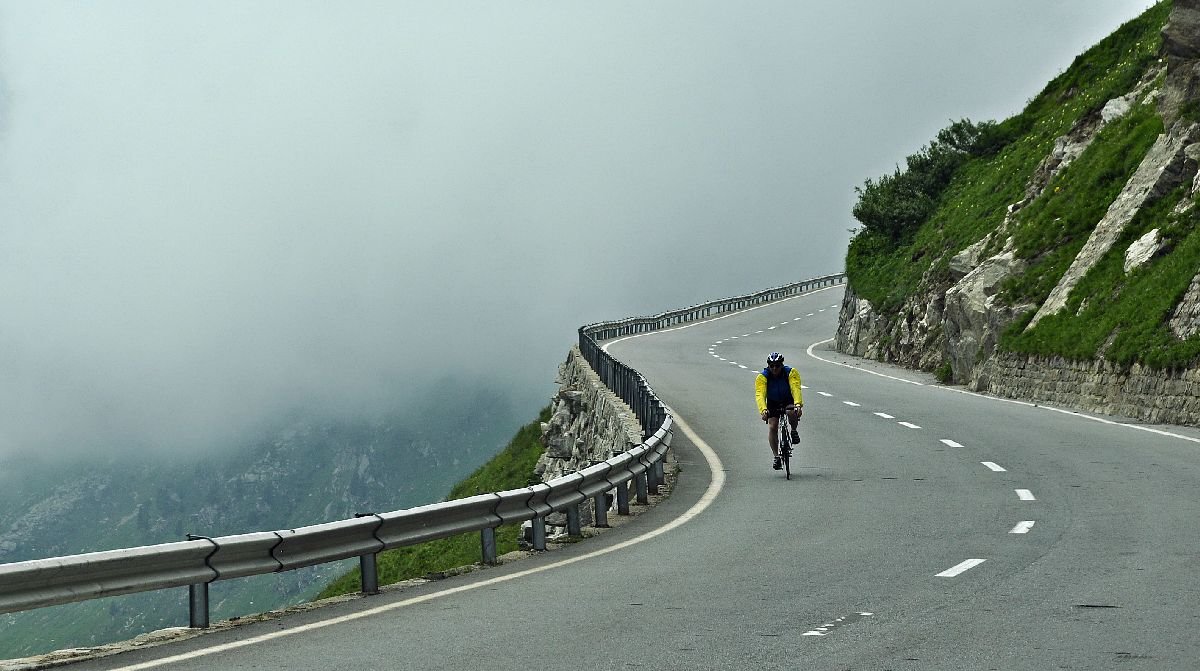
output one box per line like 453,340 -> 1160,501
943,250 -> 1030,385
1169,275 -> 1200,339
1161,0 -> 1200,128
837,2 -> 1200,425
1027,121 -> 1200,329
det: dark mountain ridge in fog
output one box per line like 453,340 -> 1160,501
0,383 -> 529,658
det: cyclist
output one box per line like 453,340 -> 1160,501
755,352 -> 803,470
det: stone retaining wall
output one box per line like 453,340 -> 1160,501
535,346 -> 644,527
975,353 -> 1200,426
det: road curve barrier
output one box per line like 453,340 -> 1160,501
0,272 -> 840,631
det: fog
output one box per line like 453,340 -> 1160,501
0,1 -> 1154,460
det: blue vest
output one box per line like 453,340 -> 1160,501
761,365 -> 794,403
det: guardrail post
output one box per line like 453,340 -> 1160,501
646,461 -> 660,494
635,472 -> 649,504
360,553 -> 379,595
593,492 -> 610,528
654,460 -> 665,490
566,504 -> 582,537
188,583 -> 209,629
186,533 -> 218,629
354,512 -> 382,595
481,527 -> 497,565
616,479 -> 631,515
532,517 -> 547,550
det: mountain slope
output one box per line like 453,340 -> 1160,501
0,385 -> 533,659
837,0 -> 1200,421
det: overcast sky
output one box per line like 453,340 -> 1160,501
0,1 -> 1159,460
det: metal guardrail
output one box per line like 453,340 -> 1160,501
0,273 -> 842,630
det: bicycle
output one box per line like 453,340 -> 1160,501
778,413 -> 794,480
764,405 -> 798,479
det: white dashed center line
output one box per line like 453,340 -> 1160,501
898,422 -> 921,429
842,401 -> 861,407
981,461 -> 1007,472
874,412 -> 895,419
1016,489 -> 1036,501
1010,521 -> 1036,534
940,439 -> 963,448
937,558 -> 986,577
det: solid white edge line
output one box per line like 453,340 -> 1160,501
806,338 -> 924,387
936,558 -> 986,577
110,411 -> 727,671
806,338 -> 1200,445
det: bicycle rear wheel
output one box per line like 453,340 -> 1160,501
779,424 -> 791,480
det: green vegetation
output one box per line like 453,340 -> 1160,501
999,98 -> 1164,305
845,1 -> 1200,370
316,406 -> 550,600
1005,188 -> 1200,368
852,118 -> 1013,245
934,361 -> 954,384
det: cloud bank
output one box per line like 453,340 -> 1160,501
0,1 -> 1152,459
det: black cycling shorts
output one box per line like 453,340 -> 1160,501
765,399 -> 796,418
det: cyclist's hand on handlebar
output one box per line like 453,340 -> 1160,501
760,409 -> 769,422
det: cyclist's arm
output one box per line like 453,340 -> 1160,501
755,374 -> 769,415
788,368 -> 804,407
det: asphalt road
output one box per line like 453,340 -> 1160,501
66,286 -> 1200,670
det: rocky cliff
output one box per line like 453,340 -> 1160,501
837,1 -> 1200,424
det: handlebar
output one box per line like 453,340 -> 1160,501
761,404 -> 800,422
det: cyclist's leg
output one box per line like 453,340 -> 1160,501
786,405 -> 800,442
767,403 -> 785,470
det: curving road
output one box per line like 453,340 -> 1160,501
68,286 -> 1200,670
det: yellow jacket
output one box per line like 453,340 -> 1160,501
755,366 -> 803,414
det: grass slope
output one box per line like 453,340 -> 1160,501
846,2 -> 1200,370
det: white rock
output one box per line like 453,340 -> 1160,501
1100,95 -> 1132,124
1124,229 -> 1162,273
